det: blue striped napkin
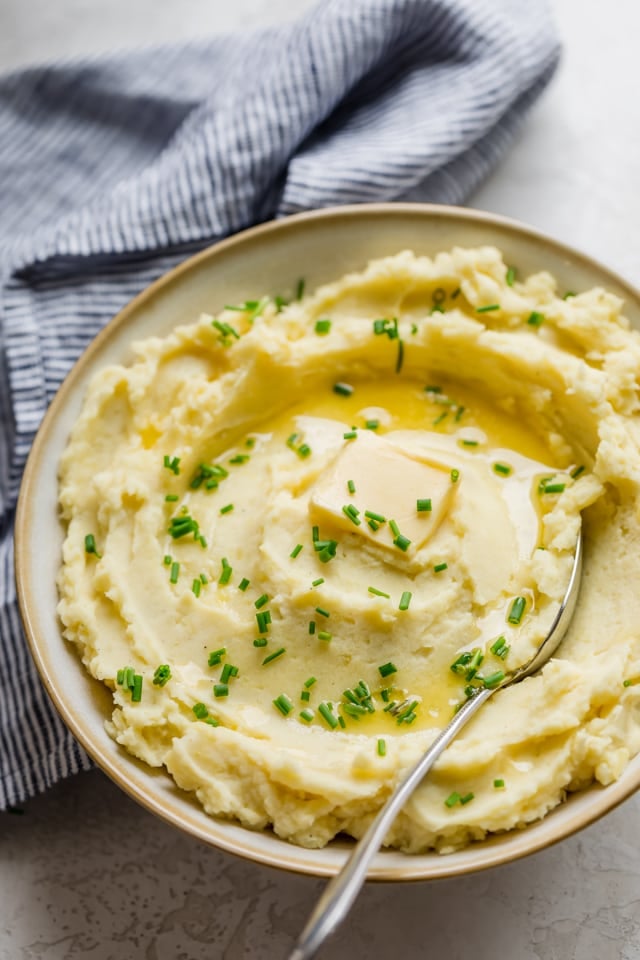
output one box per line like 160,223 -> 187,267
0,0 -> 560,808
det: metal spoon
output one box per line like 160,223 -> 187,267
289,529 -> 583,960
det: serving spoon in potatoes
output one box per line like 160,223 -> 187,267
290,527 -> 583,960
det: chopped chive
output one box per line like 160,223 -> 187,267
84,534 -> 102,558
318,702 -> 338,729
378,662 -> 397,678
451,468 -> 460,483
204,716 -> 220,727
312,578 -> 325,587
273,693 -> 294,716
163,455 -> 180,475
315,318 -> 331,335
238,577 -> 250,591
389,519 -> 400,537
165,494 -> 179,502
163,555 -> 172,566
208,648 -> 226,666
490,636 -> 510,659
417,498 -> 432,513
454,406 -> 465,422
460,792 -> 475,805
563,291 -> 577,300
434,562 -> 448,573
430,303 -> 445,315
460,439 -> 478,448
300,690 -> 311,702
342,504 -> 361,526
343,430 -> 358,440
192,702 -> 208,719
297,443 -> 312,458
219,558 -> 232,585
229,454 -> 250,465
368,586 -> 390,599
170,561 -> 180,584
367,519 -> 380,531
308,620 -> 316,635
220,663 -> 239,683
253,638 -> 268,647
245,437 -> 256,448
192,579 -> 201,597
131,674 -> 143,703
347,479 -> 356,494
312,525 -> 319,542
304,677 -> 317,689
482,670 -> 505,689
299,709 -> 314,722
493,462 -> 512,477
213,683 -> 229,698
318,544 -> 338,563
364,510 -> 386,523
296,278 -> 305,300
255,594 -> 269,609
338,716 -> 346,729
290,543 -> 303,559
318,631 -> 332,642
395,337 -> 404,374
262,647 -> 286,666
433,411 -> 448,426
425,384 -> 442,393
539,480 -> 566,494
476,304 -> 500,313
377,738 -> 387,757
220,503 -> 234,515
256,611 -> 271,633
507,596 -> 526,624
527,311 -> 545,327
394,534 -> 411,552
399,591 -> 412,611
365,420 -> 379,430
315,607 -> 330,618
116,669 -> 124,685
571,465 -> 585,479
445,792 -> 461,808
494,779 -> 505,789
333,382 -> 354,397
506,266 -> 516,286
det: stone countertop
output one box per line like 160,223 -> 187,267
2,1 -> 640,958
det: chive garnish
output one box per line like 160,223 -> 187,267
315,607 -> 330,618
395,338 -> 404,374
255,594 -> 269,609
347,479 -> 356,494
571,465 -> 585,479
493,462 -> 512,477
262,647 -> 285,666
116,669 -> 124,685
394,534 -> 411,552
300,690 -> 311,702
290,543 -> 303,559
84,534 -> 102,558
365,420 -> 379,430
256,611 -> 271,633
378,662 -> 397,678
318,702 -> 338,729
312,578 -> 324,587
304,677 -> 317,689
193,703 -> 208,719
273,693 -> 294,716
208,648 -> 226,666
367,519 -> 380,531
220,663 -> 239,683
399,591 -> 412,611
318,631 -> 332,641
460,792 -> 475,805
451,468 -> 460,483
364,510 -> 386,523
445,792 -> 461,808
342,504 -> 361,526
527,311 -> 545,327
152,664 -> 171,687
460,439 -> 478,447
315,318 -> 331,335
507,596 -> 526,624
434,562 -> 448,573
416,498 -> 432,512
229,455 -> 250,465
131,674 -> 143,703
296,278 -> 305,300
490,636 -> 509,659
192,579 -> 201,597
494,779 -> 505,788
220,503 -> 234,514
377,739 -> 387,757
219,558 -> 232,585
368,586 -> 390,598
163,555 -> 172,566
213,683 -> 229,698
308,620 -> 316,635
238,577 -> 250,591
539,479 -> 566,494
253,638 -> 268,647
343,430 -> 357,440
563,291 -> 577,300
334,382 -> 354,397
506,266 -> 516,286
454,406 -> 465,422
389,519 -> 400,537
482,670 -> 505,688
170,561 -> 180,584
299,709 -> 314,722
432,411 -> 448,426
476,304 -> 500,313
165,494 -> 179,502
163,455 -> 180,475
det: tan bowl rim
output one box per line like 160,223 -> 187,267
14,201 -> 640,879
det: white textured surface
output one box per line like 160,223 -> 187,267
2,1 -> 640,958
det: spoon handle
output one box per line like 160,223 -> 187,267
289,685 -> 495,960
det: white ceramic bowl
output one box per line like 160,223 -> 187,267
15,203 -> 640,879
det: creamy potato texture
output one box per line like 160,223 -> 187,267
58,247 -> 640,852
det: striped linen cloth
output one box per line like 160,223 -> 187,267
0,0 -> 560,808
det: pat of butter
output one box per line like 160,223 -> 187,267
309,430 -> 456,551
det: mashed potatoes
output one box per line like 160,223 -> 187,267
57,247 -> 640,853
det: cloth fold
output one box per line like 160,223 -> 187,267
0,0 -> 560,808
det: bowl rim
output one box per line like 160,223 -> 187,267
14,201 -> 640,880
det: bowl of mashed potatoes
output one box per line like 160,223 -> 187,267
15,204 -> 640,879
